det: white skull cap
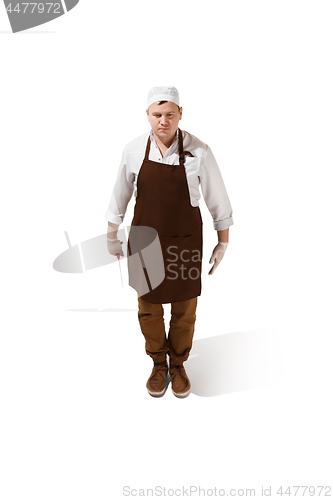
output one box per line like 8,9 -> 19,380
147,86 -> 180,108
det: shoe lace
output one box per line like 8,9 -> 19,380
154,364 -> 167,372
170,365 -> 183,375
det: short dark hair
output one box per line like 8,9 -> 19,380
158,100 -> 181,111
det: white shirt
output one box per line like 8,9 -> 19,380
105,128 -> 234,231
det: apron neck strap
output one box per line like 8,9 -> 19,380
178,128 -> 185,166
144,129 -> 185,165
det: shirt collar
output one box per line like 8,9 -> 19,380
149,128 -> 179,157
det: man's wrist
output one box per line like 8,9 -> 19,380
107,221 -> 119,240
217,227 -> 229,243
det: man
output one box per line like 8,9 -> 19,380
106,86 -> 233,398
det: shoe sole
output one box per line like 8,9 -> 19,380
171,387 -> 191,398
146,386 -> 166,397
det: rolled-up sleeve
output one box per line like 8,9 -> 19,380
199,145 -> 234,231
105,148 -> 134,225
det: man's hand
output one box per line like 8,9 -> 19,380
107,222 -> 123,256
107,237 -> 124,257
208,242 -> 228,275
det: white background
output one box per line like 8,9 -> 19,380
1,1 -> 332,498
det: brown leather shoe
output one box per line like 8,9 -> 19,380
146,364 -> 168,396
169,364 -> 191,397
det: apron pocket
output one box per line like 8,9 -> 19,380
128,225 -> 157,255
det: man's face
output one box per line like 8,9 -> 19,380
146,101 -> 182,143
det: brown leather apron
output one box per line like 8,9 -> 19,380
127,128 -> 203,304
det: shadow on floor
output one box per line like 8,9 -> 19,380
186,327 -> 283,397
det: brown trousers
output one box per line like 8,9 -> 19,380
137,296 -> 198,366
